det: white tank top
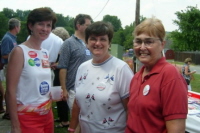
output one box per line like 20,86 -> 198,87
16,44 -> 51,105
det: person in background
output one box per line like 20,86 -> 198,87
41,32 -> 63,86
52,27 -> 70,128
52,27 -> 70,41
182,57 -> 196,91
1,18 -> 21,120
6,7 -> 57,133
58,14 -> 92,133
125,17 -> 188,133
68,21 -> 133,133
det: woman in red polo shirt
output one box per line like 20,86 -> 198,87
125,17 -> 188,133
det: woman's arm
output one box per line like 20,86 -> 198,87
166,119 -> 186,133
184,65 -> 196,75
122,97 -> 129,111
59,69 -> 68,100
6,46 -> 24,133
68,99 -> 80,133
122,97 -> 129,119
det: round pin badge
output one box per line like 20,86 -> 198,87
96,82 -> 106,91
39,81 -> 49,95
143,85 -> 150,96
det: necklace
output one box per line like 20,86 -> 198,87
25,41 -> 41,50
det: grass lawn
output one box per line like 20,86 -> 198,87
167,60 -> 200,92
52,102 -> 68,133
191,74 -> 200,93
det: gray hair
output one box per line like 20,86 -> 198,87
52,27 -> 70,41
8,18 -> 20,30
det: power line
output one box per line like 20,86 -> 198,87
93,0 -> 110,20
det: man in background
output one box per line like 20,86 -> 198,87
58,14 -> 92,132
1,18 -> 21,120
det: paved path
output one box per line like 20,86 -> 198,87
190,65 -> 200,74
175,64 -> 200,74
0,113 -> 11,133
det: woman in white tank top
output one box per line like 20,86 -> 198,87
6,7 -> 57,133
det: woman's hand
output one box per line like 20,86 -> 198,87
62,88 -> 68,101
192,70 -> 196,74
50,62 -> 57,70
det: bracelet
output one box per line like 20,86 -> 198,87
68,127 -> 75,132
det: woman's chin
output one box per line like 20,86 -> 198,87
139,58 -> 149,64
92,51 -> 102,56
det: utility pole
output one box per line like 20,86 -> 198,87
133,0 -> 140,74
135,0 -> 140,26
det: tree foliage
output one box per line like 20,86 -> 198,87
0,12 -> 8,39
0,8 -> 75,43
0,7 -> 136,51
102,15 -> 122,32
170,6 -> 200,51
1,6 -> 199,53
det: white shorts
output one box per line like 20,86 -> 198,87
67,90 -> 75,115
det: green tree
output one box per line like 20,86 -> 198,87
16,9 -> 31,21
2,8 -> 16,18
63,16 -> 74,36
123,24 -> 134,50
102,15 -> 122,32
112,29 -> 125,46
17,21 -> 28,44
56,14 -> 67,27
170,6 -> 200,51
0,13 -> 8,40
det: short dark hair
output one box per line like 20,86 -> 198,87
74,14 -> 92,30
27,7 -> 57,35
8,18 -> 20,30
85,21 -> 114,43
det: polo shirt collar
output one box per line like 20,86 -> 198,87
136,57 -> 167,78
7,31 -> 17,39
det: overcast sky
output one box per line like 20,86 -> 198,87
0,0 -> 199,32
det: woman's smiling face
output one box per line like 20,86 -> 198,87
133,33 -> 165,67
87,34 -> 110,63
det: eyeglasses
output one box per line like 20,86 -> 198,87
133,38 -> 161,48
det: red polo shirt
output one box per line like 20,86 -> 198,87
126,57 -> 188,133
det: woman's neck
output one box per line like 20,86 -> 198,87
25,37 -> 42,50
92,54 -> 111,64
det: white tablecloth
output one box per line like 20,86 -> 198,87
186,91 -> 200,133
186,114 -> 200,133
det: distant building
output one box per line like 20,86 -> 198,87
164,49 -> 175,60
